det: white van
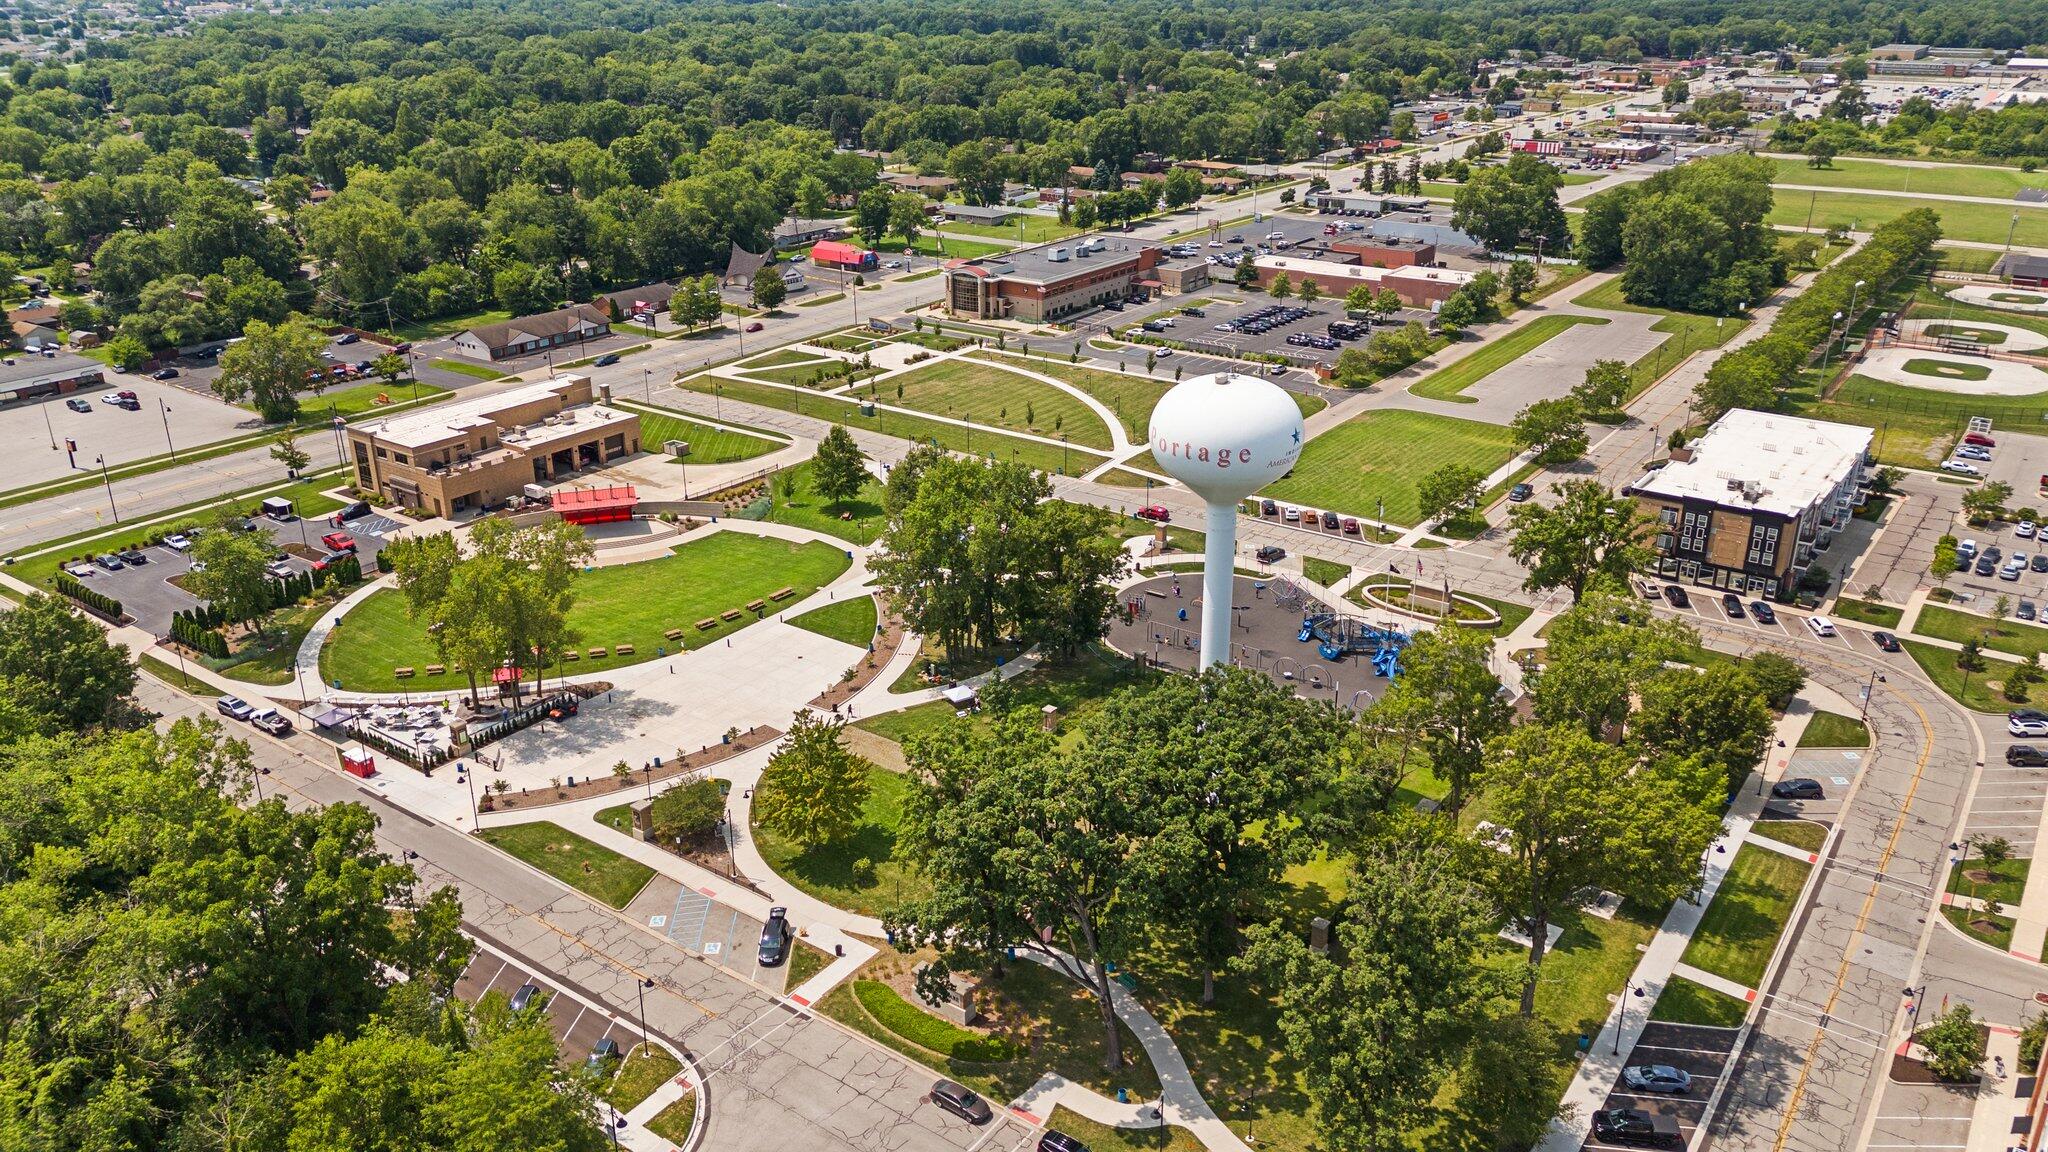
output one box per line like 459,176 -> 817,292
1806,616 -> 1837,639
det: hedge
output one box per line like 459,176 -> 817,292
53,574 -> 121,620
850,980 -> 1025,1062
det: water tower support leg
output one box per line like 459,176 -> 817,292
1200,501 -> 1235,669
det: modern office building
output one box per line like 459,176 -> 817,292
1249,254 -> 1472,309
943,236 -> 1162,321
345,375 -> 640,518
1628,409 -> 1871,598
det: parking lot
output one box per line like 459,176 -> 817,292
454,937 -> 641,1068
1581,1021 -> 1740,1152
4,375 -> 257,489
628,872 -> 800,993
1176,297 -> 1420,370
61,505 -> 399,635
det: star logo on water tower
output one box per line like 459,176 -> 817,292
1292,428 -> 1301,444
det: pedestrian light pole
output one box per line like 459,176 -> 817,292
94,454 -> 118,521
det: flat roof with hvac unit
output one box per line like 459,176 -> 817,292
1630,410 -> 1872,519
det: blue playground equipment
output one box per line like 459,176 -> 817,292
1299,612 -> 1409,676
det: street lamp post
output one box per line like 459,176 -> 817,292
636,976 -> 655,1049
1860,671 -> 1887,723
159,398 -> 176,459
94,454 -> 117,521
1821,310 -> 1845,373
1611,981 -> 1645,1055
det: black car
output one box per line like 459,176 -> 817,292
335,500 -> 371,522
151,367 -> 179,380
1590,1107 -> 1680,1148
2016,708 -> 2048,724
334,332 -> 360,345
1255,545 -> 1286,564
1872,631 -> 1901,652
1508,482 -> 1534,502
1321,510 -> 1339,530
508,983 -> 542,1012
1750,601 -> 1777,625
1722,593 -> 1744,619
930,1080 -> 992,1125
1771,778 -> 1825,800
757,906 -> 791,967
1977,557 -> 1999,576
2008,745 -> 2048,767
585,1036 -> 619,1073
1662,585 -> 1689,608
593,353 -> 622,366
117,549 -> 147,565
1038,1131 -> 1088,1152
1260,499 -> 1278,516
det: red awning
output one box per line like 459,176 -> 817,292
491,666 -> 523,684
811,240 -> 872,265
554,484 -> 638,512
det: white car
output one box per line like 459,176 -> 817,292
1806,616 -> 1838,639
163,534 -> 192,552
265,559 -> 294,578
2011,718 -> 2048,738
2021,522 -> 2038,539
1942,460 -> 1983,476
1157,347 -> 1174,356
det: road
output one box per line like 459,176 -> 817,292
133,673 -> 1034,1152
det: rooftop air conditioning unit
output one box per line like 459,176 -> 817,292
1048,247 -> 1069,262
664,439 -> 690,459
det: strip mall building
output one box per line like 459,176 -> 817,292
944,237 -> 1163,322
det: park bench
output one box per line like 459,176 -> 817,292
425,664 -> 445,675
588,647 -> 607,659
695,618 -> 717,630
769,586 -> 795,601
561,650 -> 578,662
745,598 -> 766,612
721,609 -> 742,621
616,643 -> 634,655
664,628 -> 685,642
394,667 -> 414,679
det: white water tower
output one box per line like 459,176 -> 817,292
1146,373 -> 1305,669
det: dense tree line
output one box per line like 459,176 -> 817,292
1578,153 -> 1787,314
1774,96 -> 2048,166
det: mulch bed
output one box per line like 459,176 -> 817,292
810,605 -> 909,710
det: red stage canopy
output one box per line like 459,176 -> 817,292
554,484 -> 639,525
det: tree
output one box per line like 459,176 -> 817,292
650,776 -> 725,841
0,593 -> 136,732
213,313 -> 328,422
1235,251 -> 1258,288
1963,480 -> 2014,524
1807,138 -> 1839,168
1634,668 -> 1775,792
751,270 -> 787,311
1570,359 -> 1631,420
1298,277 -> 1320,303
1449,154 -> 1566,252
1268,272 -> 1293,299
1455,1013 -> 1568,1150
1533,589 -> 1694,737
1662,78 -> 1691,106
1375,625 -> 1510,813
270,428 -> 311,478
1239,828 -> 1494,1151
1436,290 -> 1478,332
1504,258 -> 1538,302
1918,1005 -> 1985,1081
188,506 -> 285,627
854,187 -> 891,249
372,352 -> 407,391
1415,463 -> 1485,527
1509,398 -> 1588,466
103,333 -> 149,372
888,192 -> 927,249
1744,652 -> 1808,711
810,425 -> 869,509
754,709 -> 873,849
1507,480 -> 1656,600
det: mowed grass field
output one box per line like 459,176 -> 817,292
1771,156 -> 2048,200
880,359 -> 1117,450
1259,409 -> 1518,525
1769,187 -> 2048,248
1407,314 -> 1609,403
941,214 -> 1079,243
972,351 -> 1327,438
1677,845 -> 1810,990
318,531 -> 851,692
618,403 -> 788,465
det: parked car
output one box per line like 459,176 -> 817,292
1590,1107 -> 1681,1148
1341,517 -> 1360,535
1621,1065 -> 1693,1095
592,353 -> 621,367
2011,718 -> 2048,738
1957,445 -> 1992,462
1772,778 -> 1825,800
334,500 -> 372,523
164,533 -> 192,552
1721,593 -> 1744,619
117,548 -> 147,566
1751,601 -> 1777,625
757,906 -> 791,967
151,368 -> 179,380
1321,510 -> 1339,530
1282,507 -> 1300,522
334,332 -> 360,346
1662,585 -> 1690,608
2014,708 -> 2048,723
250,709 -> 292,736
1038,1130 -> 1089,1152
92,553 -> 124,572
1942,460 -> 1983,476
1965,432 -> 1997,447
929,1080 -> 993,1125
311,551 -> 351,571
1872,631 -> 1901,652
2025,601 -> 2040,623
1807,616 -> 1838,638
586,1036 -> 620,1073
216,695 -> 255,721
2009,745 -> 2048,767
1255,545 -> 1286,563
508,983 -> 542,1012
265,559 -> 294,578
321,531 -> 357,553
1508,482 -> 1534,502
65,397 -> 91,412
1260,499 -> 1277,516
1134,506 -> 1171,523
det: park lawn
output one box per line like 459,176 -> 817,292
752,765 -> 932,917
1489,903 -> 1664,1081
1904,357 -> 1992,381
1832,597 -> 1904,628
1934,245 -> 2005,275
679,375 -> 1107,477
215,600 -> 333,686
1925,323 -> 2011,345
1095,467 -> 1157,487
602,1044 -> 682,1111
880,359 -> 1117,451
477,822 -> 655,908
1903,638 -> 2028,712
1259,409 -> 1517,526
1347,575 -> 1531,637
1649,975 -> 1750,1028
878,234 -> 1008,260
1301,556 -> 1351,587
393,306 -> 510,342
139,653 -> 214,696
1772,156 -> 2048,200
744,361 -> 879,388
318,532 -> 851,693
1908,287 -> 2048,340
1946,853 -> 2030,909
974,351 -> 1324,437
1678,845 -> 1811,990
758,459 -> 887,545
302,378 -> 452,420
1770,187 -> 2048,248
787,595 -> 879,647
1798,710 -> 1870,749
644,1094 -> 697,1144
616,403 -> 787,465
1044,1109 -> 1204,1152
1751,819 -> 1828,853
427,358 -> 506,381
941,215 -> 1079,243
1774,231 -> 1852,271
858,647 -> 1157,752
1407,314 -> 1609,403
1915,604 -> 2048,661
741,348 -> 827,369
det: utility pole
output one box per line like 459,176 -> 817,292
95,454 -> 117,521
159,397 -> 176,459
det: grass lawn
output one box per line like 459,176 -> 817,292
787,595 -> 879,648
1751,819 -> 1828,853
319,532 -> 851,692
602,1044 -> 681,1111
216,599 -> 333,686
1770,188 -> 2048,248
876,359 -> 1116,450
1677,845 -> 1811,990
1347,575 -> 1533,637
1910,287 -> 2048,340
752,766 -> 930,917
303,378 -> 453,420
758,459 -> 887,545
1096,467 -> 1158,487
1917,604 -> 2048,661
1043,1108 -> 1204,1152
1301,556 -> 1351,587
1903,357 -> 1992,382
851,980 -> 1025,1060
1934,245 -> 2004,275
1798,710 -> 1870,748
477,822 -> 655,908
1946,853 -> 2029,909
139,653 -> 214,695
644,1093 -> 697,1144
1649,975 -> 1750,1028
426,358 -> 506,381
1407,314 -> 1609,403
742,348 -> 826,369
878,234 -> 1009,260
1773,156 -> 2048,200
796,292 -> 845,308
745,361 -> 880,388
616,403 -> 787,465
1786,370 -> 2048,467
1944,904 -> 2016,950
941,215 -> 1079,243
788,939 -> 833,989
1260,410 -> 1517,526
1924,323 -> 2010,345
1832,597 -> 1904,628
682,376 -> 1107,477
973,351 -> 1324,437
1903,638 -> 2027,712
393,306 -> 510,342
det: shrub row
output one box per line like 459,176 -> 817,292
53,574 -> 121,620
171,612 -> 230,658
